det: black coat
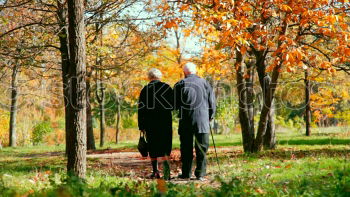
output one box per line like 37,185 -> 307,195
174,74 -> 216,134
138,80 -> 173,157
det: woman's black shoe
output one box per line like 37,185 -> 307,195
149,171 -> 160,179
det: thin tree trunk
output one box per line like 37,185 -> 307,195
66,0 -> 87,178
99,101 -> 105,147
264,101 -> 276,149
262,76 -> 276,149
96,80 -> 105,147
57,1 -> 70,155
95,18 -> 105,148
9,63 -> 18,147
116,97 -> 121,144
305,68 -> 311,136
235,51 -> 254,152
245,60 -> 255,139
86,75 -> 96,150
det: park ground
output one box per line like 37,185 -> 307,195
0,127 -> 350,197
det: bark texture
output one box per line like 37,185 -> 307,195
235,51 -> 254,152
66,0 -> 87,178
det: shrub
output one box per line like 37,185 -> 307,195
0,110 -> 9,147
122,115 -> 137,129
31,121 -> 53,145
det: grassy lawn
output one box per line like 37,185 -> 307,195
0,127 -> 349,196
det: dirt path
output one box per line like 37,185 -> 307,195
86,147 -> 239,183
19,146 -> 240,183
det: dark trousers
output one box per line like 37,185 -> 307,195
180,132 -> 209,178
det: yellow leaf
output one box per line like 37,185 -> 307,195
255,188 -> 265,194
281,5 -> 292,12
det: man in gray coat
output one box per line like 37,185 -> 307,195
174,62 -> 216,180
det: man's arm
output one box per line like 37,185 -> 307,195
207,81 -> 216,121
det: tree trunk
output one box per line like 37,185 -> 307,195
262,76 -> 276,149
253,20 -> 288,152
255,51 -> 276,150
9,63 -> 18,147
86,75 -> 96,150
66,0 -> 87,178
96,80 -> 105,147
305,69 -> 311,136
57,1 -> 70,155
253,64 -> 280,152
264,101 -> 276,149
245,60 -> 255,138
235,51 -> 254,152
116,97 -> 121,144
95,21 -> 105,147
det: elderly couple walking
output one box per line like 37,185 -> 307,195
138,62 -> 216,181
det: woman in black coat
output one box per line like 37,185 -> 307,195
138,68 -> 173,179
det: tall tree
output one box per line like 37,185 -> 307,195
66,0 -> 87,178
9,60 -> 18,147
158,0 -> 349,152
56,0 -> 73,154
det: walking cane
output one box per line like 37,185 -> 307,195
209,122 -> 221,172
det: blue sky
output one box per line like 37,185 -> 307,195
125,1 -> 203,59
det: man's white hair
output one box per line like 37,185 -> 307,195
183,62 -> 197,74
148,68 -> 162,80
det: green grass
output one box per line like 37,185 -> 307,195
0,127 -> 350,196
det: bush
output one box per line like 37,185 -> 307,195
0,110 -> 9,147
122,115 -> 137,129
31,121 -> 53,145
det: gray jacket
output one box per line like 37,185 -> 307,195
174,74 -> 216,134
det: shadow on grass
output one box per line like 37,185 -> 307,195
209,148 -> 350,162
0,157 -> 65,174
278,138 -> 350,145
18,151 -> 64,158
209,138 -> 350,147
212,138 -> 350,147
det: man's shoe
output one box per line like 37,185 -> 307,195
196,177 -> 207,181
177,174 -> 190,179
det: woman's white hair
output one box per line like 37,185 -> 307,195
183,62 -> 197,74
148,68 -> 162,80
